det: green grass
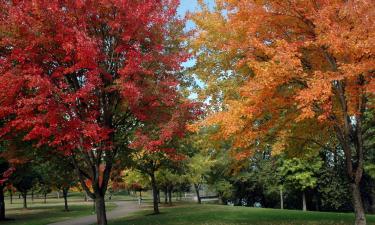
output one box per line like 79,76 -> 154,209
110,203 -> 375,225
0,194 -> 115,225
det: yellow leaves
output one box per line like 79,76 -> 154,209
273,130 -> 289,156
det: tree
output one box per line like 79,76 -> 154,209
278,157 -> 322,211
191,1 -> 374,224
186,154 -> 215,204
0,1 -> 195,224
11,164 -> 38,209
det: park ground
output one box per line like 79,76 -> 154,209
110,203 -> 375,225
1,192 -> 375,225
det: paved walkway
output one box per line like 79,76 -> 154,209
49,201 -> 141,225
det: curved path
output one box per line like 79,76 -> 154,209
49,201 -> 141,225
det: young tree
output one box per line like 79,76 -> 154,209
0,1 -> 194,224
11,164 -> 38,209
191,1 -> 374,224
278,157 -> 322,211
186,154 -> 215,204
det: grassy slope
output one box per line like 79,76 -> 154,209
0,194 -> 115,225
110,203 -> 375,225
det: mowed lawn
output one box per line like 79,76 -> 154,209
110,203 -> 375,225
0,194 -> 115,225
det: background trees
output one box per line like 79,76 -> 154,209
190,1 -> 374,224
0,1 -> 197,224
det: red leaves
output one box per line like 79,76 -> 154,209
0,0 -> 194,160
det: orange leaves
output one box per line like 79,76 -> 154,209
191,0 -> 375,158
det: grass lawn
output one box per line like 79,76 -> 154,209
110,203 -> 375,225
0,194 -> 115,225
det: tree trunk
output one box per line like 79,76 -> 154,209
22,192 -> 27,209
150,173 -> 159,214
194,184 -> 201,204
164,188 -> 168,204
280,187 -> 284,210
157,190 -> 161,203
95,195 -> 107,225
302,191 -> 307,211
0,187 -> 5,221
168,186 -> 172,205
138,191 -> 142,205
31,190 -> 34,202
56,191 -> 60,199
84,192 -> 88,202
370,189 -> 375,214
63,188 -> 69,211
351,183 -> 366,225
44,193 -> 47,204
9,190 -> 12,205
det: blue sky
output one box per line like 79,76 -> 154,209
177,0 -> 214,95
177,0 -> 214,69
177,0 -> 215,30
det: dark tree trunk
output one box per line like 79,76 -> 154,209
95,195 -> 107,225
157,190 -> 161,203
22,192 -> 27,209
0,187 -> 5,221
63,188 -> 69,211
370,190 -> 375,214
150,173 -> 159,214
194,184 -> 201,204
351,183 -> 366,225
302,191 -> 307,211
44,193 -> 47,204
168,186 -> 172,205
164,188 -> 168,204
9,190 -> 12,205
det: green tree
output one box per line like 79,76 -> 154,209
278,157 -> 323,211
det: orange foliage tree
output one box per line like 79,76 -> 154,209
190,1 -> 374,224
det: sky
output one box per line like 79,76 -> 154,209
177,0 -> 214,95
177,0 -> 215,31
177,0 -> 214,69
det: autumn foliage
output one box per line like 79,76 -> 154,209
191,1 -> 374,224
0,1 -> 196,224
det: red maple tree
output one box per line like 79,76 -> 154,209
0,1 -> 195,224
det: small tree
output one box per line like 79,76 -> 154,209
278,157 -> 322,211
11,164 -> 38,209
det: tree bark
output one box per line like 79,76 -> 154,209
95,195 -> 107,225
63,188 -> 69,211
351,183 -> 366,225
0,187 -> 5,220
44,193 -> 47,204
22,192 -> 27,209
280,187 -> 284,210
194,184 -> 201,204
164,188 -> 168,204
302,191 -> 307,211
168,186 -> 172,205
150,173 -> 159,214
9,190 -> 12,205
